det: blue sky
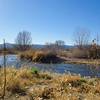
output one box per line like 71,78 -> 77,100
0,0 -> 100,45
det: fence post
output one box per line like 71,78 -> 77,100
2,39 -> 6,99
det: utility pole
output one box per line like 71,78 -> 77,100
2,39 -> 6,99
96,33 -> 99,58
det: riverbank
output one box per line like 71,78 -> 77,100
61,57 -> 100,65
1,50 -> 100,65
0,67 -> 100,100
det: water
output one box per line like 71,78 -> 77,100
0,55 -> 100,77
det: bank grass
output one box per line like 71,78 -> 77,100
18,50 -> 62,63
64,58 -> 100,66
0,67 -> 100,99
18,50 -> 36,61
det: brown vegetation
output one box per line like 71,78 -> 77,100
71,48 -> 89,58
19,50 -> 63,63
0,67 -> 100,100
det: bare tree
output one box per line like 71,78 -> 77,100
44,40 -> 65,54
15,31 -> 32,51
74,28 -> 90,49
44,42 -> 56,52
55,40 -> 65,49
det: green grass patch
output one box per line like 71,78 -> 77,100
31,67 -> 39,74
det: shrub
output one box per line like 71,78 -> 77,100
19,50 -> 63,63
19,50 -> 35,61
6,77 -> 26,95
31,67 -> 39,74
40,73 -> 52,80
17,68 -> 33,79
68,79 -> 87,87
72,48 -> 89,58
33,51 -> 61,63
41,87 -> 54,99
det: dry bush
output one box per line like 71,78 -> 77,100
19,50 -> 63,63
57,51 -> 69,57
18,50 -> 35,61
17,68 -> 33,79
32,51 -> 44,61
39,73 -> 52,80
72,48 -> 89,58
0,67 -> 36,96
33,51 -> 61,63
0,68 -> 100,99
6,77 -> 26,94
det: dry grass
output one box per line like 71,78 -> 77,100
19,50 -> 62,63
0,67 -> 100,100
18,50 -> 36,61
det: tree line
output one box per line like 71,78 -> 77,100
15,30 -> 66,51
4,29 -> 100,59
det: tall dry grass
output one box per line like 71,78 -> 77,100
19,50 -> 62,63
0,67 -> 100,100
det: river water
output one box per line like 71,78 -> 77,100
0,55 -> 100,77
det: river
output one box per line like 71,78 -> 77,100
0,55 -> 100,77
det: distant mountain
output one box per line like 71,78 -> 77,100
0,43 -> 14,49
32,44 -> 74,49
32,44 -> 45,49
64,45 -> 74,49
0,43 -> 74,49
